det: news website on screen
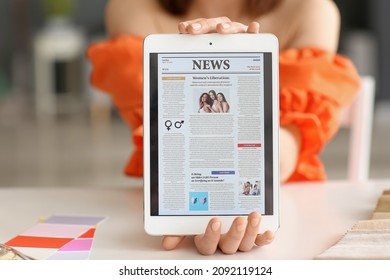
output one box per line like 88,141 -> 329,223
157,53 -> 266,216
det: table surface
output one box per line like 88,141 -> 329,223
1,180 -> 389,260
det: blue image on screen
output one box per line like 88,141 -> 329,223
189,192 -> 209,211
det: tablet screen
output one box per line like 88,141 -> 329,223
149,52 -> 274,217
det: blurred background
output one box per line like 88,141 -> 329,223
0,0 -> 389,188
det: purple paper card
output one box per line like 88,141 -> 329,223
22,223 -> 91,238
46,251 -> 90,260
43,215 -> 106,226
58,239 -> 93,251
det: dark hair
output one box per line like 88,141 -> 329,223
208,90 -> 217,100
157,0 -> 282,17
199,92 -> 212,105
217,92 -> 227,102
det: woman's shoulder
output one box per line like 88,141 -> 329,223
276,0 -> 338,15
287,0 -> 340,26
105,0 -> 178,37
273,0 -> 340,51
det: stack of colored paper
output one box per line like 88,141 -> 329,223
5,215 -> 106,260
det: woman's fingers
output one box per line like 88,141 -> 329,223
218,213 -> 274,254
246,21 -> 260,33
215,22 -> 252,34
178,18 -> 210,33
194,218 -> 221,255
255,230 -> 275,246
162,235 -> 186,250
179,17 -> 231,34
218,217 -> 248,254
163,214 -> 274,255
238,212 -> 261,252
179,18 -> 260,34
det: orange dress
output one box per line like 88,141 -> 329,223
87,35 -> 361,182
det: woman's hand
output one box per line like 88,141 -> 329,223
204,103 -> 212,112
162,212 -> 274,255
178,17 -> 260,35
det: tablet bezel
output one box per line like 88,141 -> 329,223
143,34 -> 279,236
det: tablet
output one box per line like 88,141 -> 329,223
143,34 -> 279,236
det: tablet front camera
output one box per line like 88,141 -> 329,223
209,42 -> 213,45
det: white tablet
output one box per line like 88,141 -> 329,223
143,34 -> 279,236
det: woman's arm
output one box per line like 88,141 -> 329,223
105,0 -> 158,38
222,102 -> 230,113
198,102 -> 204,113
288,0 -> 340,52
280,125 -> 301,182
204,104 -> 213,113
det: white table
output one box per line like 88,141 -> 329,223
1,180 -> 389,259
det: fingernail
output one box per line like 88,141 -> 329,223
221,23 -> 230,29
236,222 -> 247,232
251,218 -> 260,227
211,221 -> 221,232
191,23 -> 201,30
265,238 -> 273,243
180,22 -> 188,28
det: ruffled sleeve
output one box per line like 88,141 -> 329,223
87,35 -> 144,177
279,48 -> 361,182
